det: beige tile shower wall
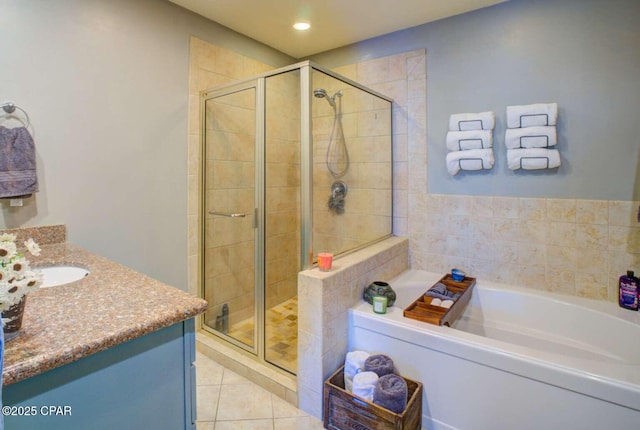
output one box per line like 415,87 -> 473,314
265,72 -> 301,309
332,51 -> 422,241
188,37 -> 274,303
312,74 -> 393,256
333,48 -> 640,303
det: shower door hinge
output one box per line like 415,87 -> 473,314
253,208 -> 258,229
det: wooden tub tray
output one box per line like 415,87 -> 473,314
403,273 -> 476,326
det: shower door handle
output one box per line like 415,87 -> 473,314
209,210 -> 247,218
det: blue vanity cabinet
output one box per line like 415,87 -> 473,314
3,319 -> 197,430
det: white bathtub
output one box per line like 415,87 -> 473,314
349,270 -> 640,430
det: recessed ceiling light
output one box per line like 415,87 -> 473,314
293,22 -> 311,31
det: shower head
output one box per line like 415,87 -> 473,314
313,88 -> 329,99
313,88 -> 342,110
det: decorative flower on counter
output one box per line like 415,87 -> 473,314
24,238 -> 41,256
0,233 -> 42,320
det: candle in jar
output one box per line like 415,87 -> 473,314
373,296 -> 387,314
317,252 -> 333,271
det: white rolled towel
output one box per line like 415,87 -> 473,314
505,126 -> 557,149
352,371 -> 379,401
344,350 -> 370,392
445,148 -> 494,175
446,130 -> 493,151
507,103 -> 558,128
507,148 -> 561,170
449,111 -> 495,131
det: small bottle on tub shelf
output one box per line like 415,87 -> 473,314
618,270 -> 638,311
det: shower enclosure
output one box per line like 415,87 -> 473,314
200,61 -> 392,374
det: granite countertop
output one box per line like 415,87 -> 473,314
2,242 -> 208,386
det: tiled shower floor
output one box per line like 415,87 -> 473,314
226,296 -> 298,373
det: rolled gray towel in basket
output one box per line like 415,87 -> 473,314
373,374 -> 408,414
364,354 -> 395,377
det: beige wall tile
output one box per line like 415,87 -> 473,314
576,200 -> 608,224
545,222 -> 576,247
356,57 -> 389,85
547,198 -> 576,222
406,50 -> 426,78
576,223 -> 608,249
545,245 -> 576,270
545,269 -> 576,295
609,200 -> 640,226
518,243 -> 547,267
519,198 -> 547,220
493,197 -> 519,219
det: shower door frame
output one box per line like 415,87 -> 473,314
200,78 -> 266,357
199,61 -> 394,372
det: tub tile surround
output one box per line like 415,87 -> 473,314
410,195 -> 640,302
297,237 -> 408,418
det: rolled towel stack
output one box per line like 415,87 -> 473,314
364,354 -> 395,377
374,374 -> 408,414
446,111 -> 495,175
344,350 -> 370,392
449,111 -> 496,131
507,148 -> 561,170
445,149 -> 495,176
506,103 -> 560,170
424,282 -> 461,301
505,126 -> 557,149
446,130 -> 493,151
506,103 -> 557,128
352,371 -> 379,401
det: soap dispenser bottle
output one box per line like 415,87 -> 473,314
618,270 -> 639,311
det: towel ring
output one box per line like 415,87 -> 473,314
1,102 -> 31,129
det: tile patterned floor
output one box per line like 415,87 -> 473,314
227,297 -> 298,373
195,351 -> 323,430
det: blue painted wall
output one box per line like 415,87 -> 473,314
310,0 -> 640,200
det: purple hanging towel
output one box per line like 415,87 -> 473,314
0,126 -> 38,198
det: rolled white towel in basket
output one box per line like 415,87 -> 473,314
352,371 -> 379,402
507,103 -> 558,128
344,350 -> 370,392
446,148 -> 494,175
505,126 -> 557,149
448,111 -> 495,131
446,130 -> 493,151
507,148 -> 561,170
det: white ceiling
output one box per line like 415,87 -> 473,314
169,0 -> 508,58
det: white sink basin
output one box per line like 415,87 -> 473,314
36,266 -> 90,288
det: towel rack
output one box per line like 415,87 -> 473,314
209,210 -> 247,218
1,101 -> 31,128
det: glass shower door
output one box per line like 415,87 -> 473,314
264,70 -> 301,374
202,82 -> 259,352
